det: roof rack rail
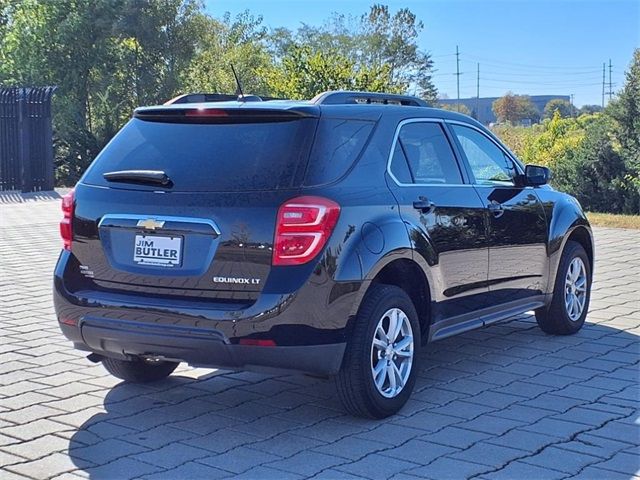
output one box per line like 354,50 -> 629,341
311,91 -> 428,107
164,93 -> 273,105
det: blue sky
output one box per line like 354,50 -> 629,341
204,0 -> 639,106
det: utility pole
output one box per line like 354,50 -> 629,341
570,94 -> 575,117
476,63 -> 480,121
608,58 -> 613,102
455,45 -> 461,112
602,62 -> 606,108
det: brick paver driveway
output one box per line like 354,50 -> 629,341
1,195 -> 638,480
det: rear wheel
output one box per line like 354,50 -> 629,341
536,241 -> 591,335
101,357 -> 179,383
336,284 -> 420,418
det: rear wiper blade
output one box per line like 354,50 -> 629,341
103,170 -> 172,187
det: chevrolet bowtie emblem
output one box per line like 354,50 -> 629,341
137,218 -> 165,230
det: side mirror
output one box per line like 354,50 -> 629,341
524,164 -> 550,186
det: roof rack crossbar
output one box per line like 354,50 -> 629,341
311,91 -> 428,107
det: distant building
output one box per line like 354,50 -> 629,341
437,95 -> 570,125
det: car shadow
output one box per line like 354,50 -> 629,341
67,314 -> 638,478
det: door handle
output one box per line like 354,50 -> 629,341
488,200 -> 505,218
413,196 -> 435,213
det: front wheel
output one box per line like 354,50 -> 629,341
336,284 -> 420,419
102,356 -> 179,383
536,240 -> 591,335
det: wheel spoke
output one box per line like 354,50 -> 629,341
386,312 -> 397,343
392,362 -> 404,389
373,337 -> 387,350
571,295 -> 580,317
394,336 -> 413,353
387,363 -> 396,391
389,310 -> 403,343
571,260 -> 580,281
373,359 -> 386,389
376,324 -> 386,340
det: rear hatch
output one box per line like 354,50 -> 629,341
71,103 -> 319,304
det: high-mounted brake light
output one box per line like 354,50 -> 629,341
60,189 -> 75,250
273,196 -> 340,266
184,108 -> 228,117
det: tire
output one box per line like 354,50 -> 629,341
101,356 -> 179,383
336,284 -> 421,419
536,240 -> 591,335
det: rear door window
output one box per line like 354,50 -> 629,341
82,117 -> 317,192
389,122 -> 463,185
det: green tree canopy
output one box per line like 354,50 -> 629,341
607,48 -> 640,193
259,45 -> 400,99
438,102 -> 472,116
579,104 -> 603,115
265,4 -> 437,102
0,2 -> 440,185
544,99 -> 576,119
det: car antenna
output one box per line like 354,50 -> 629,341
231,64 -> 244,101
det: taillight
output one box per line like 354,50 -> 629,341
60,189 -> 75,250
273,196 -> 340,266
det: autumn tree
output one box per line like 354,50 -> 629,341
492,93 -> 540,123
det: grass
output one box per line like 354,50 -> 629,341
586,212 -> 640,229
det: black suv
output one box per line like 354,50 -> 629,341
54,91 -> 594,418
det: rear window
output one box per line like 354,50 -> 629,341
82,117 -> 317,192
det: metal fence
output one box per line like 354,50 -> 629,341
0,87 -> 56,192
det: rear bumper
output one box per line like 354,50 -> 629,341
54,250 -> 359,375
71,316 -> 345,375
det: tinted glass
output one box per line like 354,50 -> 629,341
83,118 -> 316,192
451,125 -> 516,185
391,122 -> 462,184
389,144 -> 413,183
304,119 -> 375,185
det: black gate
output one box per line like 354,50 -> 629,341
0,87 -> 56,192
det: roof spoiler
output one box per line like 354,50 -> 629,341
311,91 -> 429,107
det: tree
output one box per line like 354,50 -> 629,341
182,11 -> 273,96
556,116 -> 637,214
608,48 -> 640,199
0,0 -> 204,185
544,99 -> 576,119
259,45 -> 400,100
492,93 -> 540,123
265,4 -> 437,102
579,104 -> 603,115
360,4 -> 436,102
438,102 -> 471,116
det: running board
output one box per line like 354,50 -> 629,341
430,299 -> 546,342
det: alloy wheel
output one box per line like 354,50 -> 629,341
565,257 -> 587,321
370,308 -> 414,398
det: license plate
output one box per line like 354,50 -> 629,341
134,235 -> 182,267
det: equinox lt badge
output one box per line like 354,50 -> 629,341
213,276 -> 261,285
